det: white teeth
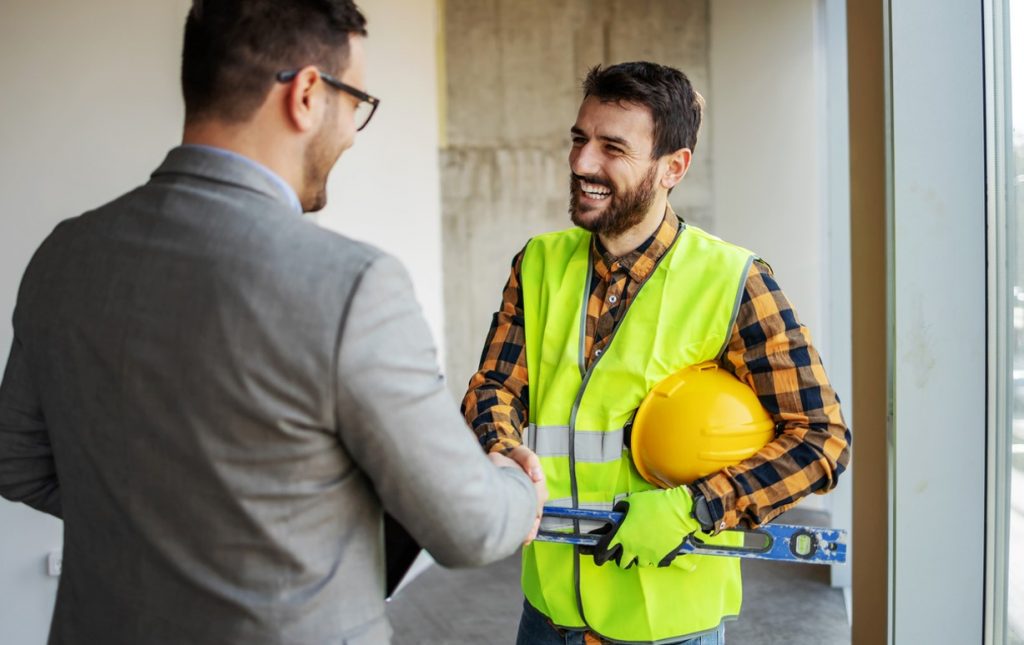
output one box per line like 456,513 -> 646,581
580,181 -> 611,198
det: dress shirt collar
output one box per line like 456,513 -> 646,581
178,144 -> 303,214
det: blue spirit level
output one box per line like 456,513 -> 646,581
536,506 -> 847,565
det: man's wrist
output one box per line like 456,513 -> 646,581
489,437 -> 523,456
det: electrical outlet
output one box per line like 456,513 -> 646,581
46,550 -> 62,577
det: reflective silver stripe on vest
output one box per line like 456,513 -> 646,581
530,424 -> 625,463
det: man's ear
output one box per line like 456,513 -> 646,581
661,148 -> 692,190
283,66 -> 322,132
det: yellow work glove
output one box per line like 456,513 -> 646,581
593,486 -> 701,570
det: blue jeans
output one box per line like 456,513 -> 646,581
516,599 -> 725,645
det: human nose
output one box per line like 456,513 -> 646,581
570,141 -> 601,177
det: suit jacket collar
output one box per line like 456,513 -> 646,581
152,145 -> 302,213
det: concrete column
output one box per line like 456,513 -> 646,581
440,0 -> 711,395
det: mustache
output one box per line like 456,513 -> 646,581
571,173 -> 613,189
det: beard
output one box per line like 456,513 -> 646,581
302,136 -> 334,213
568,163 -> 659,238
301,102 -> 345,213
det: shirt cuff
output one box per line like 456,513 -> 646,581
489,436 -> 523,455
687,486 -> 715,533
690,476 -> 734,535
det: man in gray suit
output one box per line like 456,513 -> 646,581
0,1 -> 545,643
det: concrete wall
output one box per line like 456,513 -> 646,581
0,1 -> 443,642
440,0 -> 712,395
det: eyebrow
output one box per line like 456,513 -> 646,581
570,126 -> 632,148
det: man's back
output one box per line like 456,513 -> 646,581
1,147 -> 537,644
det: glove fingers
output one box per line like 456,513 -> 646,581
657,536 -> 690,568
619,547 -> 638,570
579,522 -> 612,556
592,502 -> 630,567
593,541 -> 622,567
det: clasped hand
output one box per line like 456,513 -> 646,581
487,445 -> 548,545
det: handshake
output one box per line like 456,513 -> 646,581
488,446 -> 549,545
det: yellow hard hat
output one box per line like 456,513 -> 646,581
629,361 -> 775,489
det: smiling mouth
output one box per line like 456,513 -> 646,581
577,179 -> 612,200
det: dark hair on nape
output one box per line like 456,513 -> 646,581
182,0 -> 368,123
582,62 -> 703,159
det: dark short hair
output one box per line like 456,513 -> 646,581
182,0 -> 368,123
582,62 -> 703,158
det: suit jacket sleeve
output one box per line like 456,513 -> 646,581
0,335 -> 62,518
334,253 -> 537,568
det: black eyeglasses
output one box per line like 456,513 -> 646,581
276,69 -> 380,131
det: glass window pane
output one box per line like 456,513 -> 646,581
1009,1 -> 1024,641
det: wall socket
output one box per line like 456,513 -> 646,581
46,550 -> 62,577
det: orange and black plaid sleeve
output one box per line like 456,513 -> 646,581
692,261 -> 852,531
461,247 -> 530,454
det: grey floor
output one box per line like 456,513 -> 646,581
386,510 -> 850,645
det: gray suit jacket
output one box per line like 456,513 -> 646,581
0,147 -> 537,644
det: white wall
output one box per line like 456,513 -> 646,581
0,1 -> 443,642
821,0 -> 854,595
710,0 -> 832,513
889,0 -> 987,639
316,0 -> 446,344
0,4 -> 192,642
710,0 -> 826,339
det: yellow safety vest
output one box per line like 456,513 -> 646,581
520,222 -> 755,643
